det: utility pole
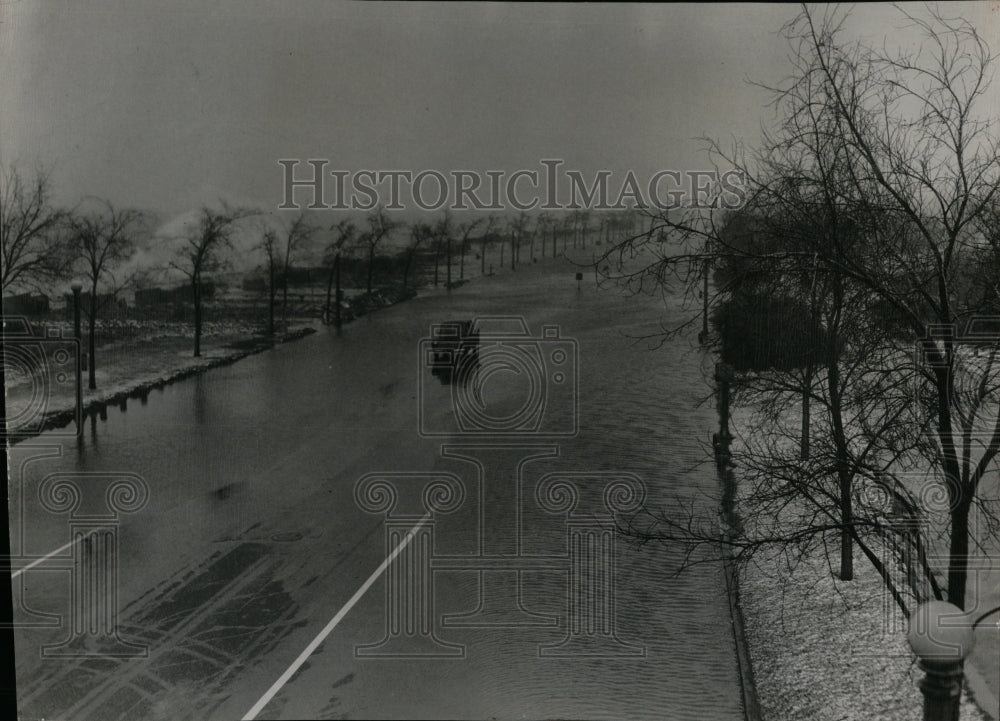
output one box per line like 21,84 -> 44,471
702,261 -> 709,337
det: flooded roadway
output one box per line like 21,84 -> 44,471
9,255 -> 743,720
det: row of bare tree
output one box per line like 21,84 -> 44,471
3,166 -> 640,386
607,5 -> 1000,619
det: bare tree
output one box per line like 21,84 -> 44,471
431,210 -> 452,288
786,4 -> 1000,608
510,211 -> 531,270
259,226 -> 280,336
577,210 -> 591,249
605,4 -> 1000,615
67,200 -> 145,389
323,219 -> 357,327
457,216 -> 486,281
280,212 -> 317,332
402,221 -> 432,295
480,213 -> 498,275
169,204 -> 256,357
1,165 -> 67,293
561,213 -> 574,255
360,205 -> 397,296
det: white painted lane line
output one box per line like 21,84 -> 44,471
242,514 -> 431,721
10,537 -> 79,579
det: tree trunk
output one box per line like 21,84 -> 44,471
193,277 -> 202,357
460,236 -> 466,280
481,236 -> 486,275
833,407 -> 853,583
87,285 -> 97,390
402,251 -> 413,295
268,262 -> 275,336
935,354 -> 968,607
367,245 -> 375,296
446,236 -> 452,290
334,253 -> 342,329
827,280 -> 851,580
801,366 -> 811,460
701,264 -> 709,338
324,261 -> 334,325
948,495 -> 972,608
281,269 -> 289,334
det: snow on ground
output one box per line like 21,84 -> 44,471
730,398 -> 995,721
739,546 -> 989,721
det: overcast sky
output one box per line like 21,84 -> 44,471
2,1 -> 998,226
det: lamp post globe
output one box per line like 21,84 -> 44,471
907,601 -> 975,721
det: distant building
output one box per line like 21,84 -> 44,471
64,292 -> 125,312
242,276 -> 267,292
2,293 -> 50,315
134,282 -> 215,308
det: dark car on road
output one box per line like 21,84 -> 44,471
428,319 -> 479,383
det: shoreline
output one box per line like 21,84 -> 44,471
4,281 -> 430,446
714,430 -> 764,721
4,326 -> 317,446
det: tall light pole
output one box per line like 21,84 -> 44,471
70,280 -> 83,435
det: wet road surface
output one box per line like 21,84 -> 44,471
10,255 -> 743,720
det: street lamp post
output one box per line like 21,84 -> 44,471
70,280 -> 83,435
907,601 -> 975,721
